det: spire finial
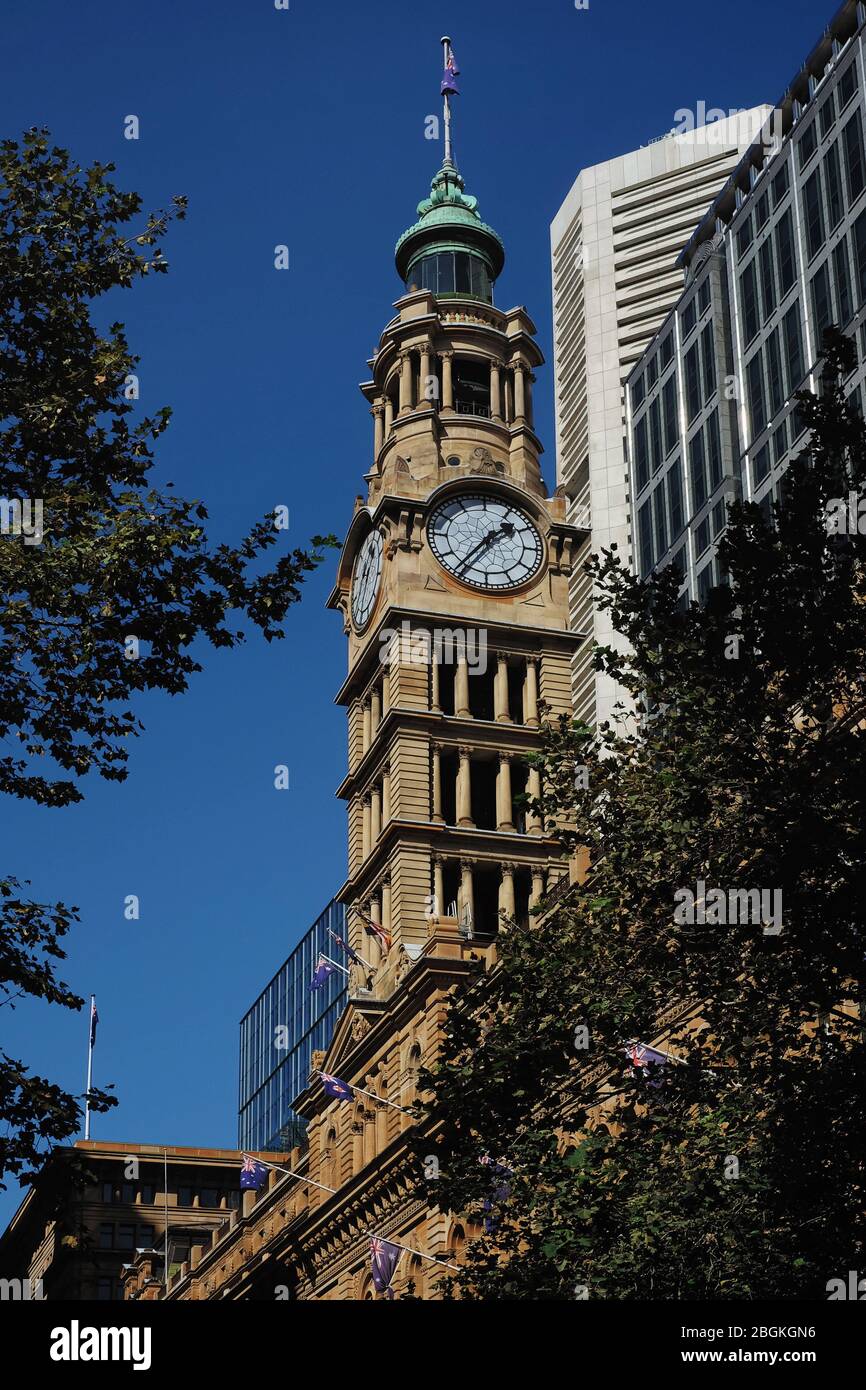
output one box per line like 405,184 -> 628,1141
440,35 -> 459,167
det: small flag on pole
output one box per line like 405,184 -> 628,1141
625,1042 -> 669,1087
327,928 -> 363,966
240,1155 -> 268,1191
441,46 -> 460,96
320,1073 -> 354,1102
370,1237 -> 401,1298
89,998 -> 99,1047
310,954 -> 339,992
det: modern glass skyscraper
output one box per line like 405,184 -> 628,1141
238,899 -> 347,1152
626,0 -> 866,601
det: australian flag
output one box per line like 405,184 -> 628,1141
441,47 -> 460,96
370,1237 -> 401,1299
321,1072 -> 354,1102
240,1155 -> 268,1191
328,929 -> 362,966
480,1155 -> 512,1232
310,954 -> 338,992
626,1042 -> 669,1087
89,998 -> 99,1048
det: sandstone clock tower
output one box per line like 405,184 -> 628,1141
292,57 -> 587,1296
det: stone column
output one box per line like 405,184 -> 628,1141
372,401 -> 384,458
431,743 -> 444,823
494,653 -> 510,723
382,668 -> 390,716
381,876 -> 392,938
457,747 -> 474,827
524,656 -> 540,728
362,795 -> 371,859
455,653 -> 471,718
530,867 -> 546,908
370,784 -> 381,841
431,654 -> 441,712
382,764 -> 391,824
496,753 -> 514,831
527,766 -> 543,836
419,342 -> 433,408
433,855 -> 445,918
526,371 -> 535,427
459,858 -> 475,931
513,360 -> 526,421
369,895 -> 382,967
490,361 -> 502,420
504,371 -> 513,424
384,396 -> 394,435
499,863 -> 516,918
399,350 -> 414,413
370,685 -> 381,734
441,352 -> 454,410
362,699 -> 371,754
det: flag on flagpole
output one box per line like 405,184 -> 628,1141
320,1072 -> 354,1102
441,46 -> 460,96
327,928 -> 363,966
370,1237 -> 401,1298
625,1042 -> 670,1087
479,1155 -> 512,1232
89,998 -> 99,1048
310,954 -> 339,992
240,1155 -> 268,1191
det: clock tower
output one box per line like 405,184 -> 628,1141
298,49 -> 587,1296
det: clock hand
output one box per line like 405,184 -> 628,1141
455,521 -> 515,575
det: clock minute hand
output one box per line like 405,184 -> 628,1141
455,520 -> 514,576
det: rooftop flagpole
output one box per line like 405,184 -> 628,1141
84,994 -> 96,1139
441,35 -> 454,166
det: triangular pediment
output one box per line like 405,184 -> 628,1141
316,994 -> 386,1080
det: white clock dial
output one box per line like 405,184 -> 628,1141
427,493 -> 544,591
350,528 -> 383,630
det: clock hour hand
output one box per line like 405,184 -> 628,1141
455,520 -> 514,576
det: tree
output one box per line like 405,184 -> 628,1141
0,129 -> 336,1190
417,331 -> 866,1300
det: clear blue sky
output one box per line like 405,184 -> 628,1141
0,0 -> 823,1224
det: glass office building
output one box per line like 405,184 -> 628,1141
238,899 -> 348,1152
626,0 -> 866,601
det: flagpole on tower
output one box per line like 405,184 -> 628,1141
441,35 -> 454,166
84,993 -> 95,1140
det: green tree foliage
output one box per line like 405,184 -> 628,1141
0,130 -> 336,1188
417,332 -> 866,1299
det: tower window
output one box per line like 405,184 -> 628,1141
406,251 -> 493,303
446,455 -> 461,467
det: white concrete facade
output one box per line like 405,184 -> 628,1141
550,108 -> 772,729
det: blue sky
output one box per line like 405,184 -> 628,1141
0,0 -> 823,1224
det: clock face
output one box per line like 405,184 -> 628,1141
351,528 -> 383,631
427,493 -> 544,591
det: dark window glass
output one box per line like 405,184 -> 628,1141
776,209 -> 797,293
696,516 -> 710,556
810,261 -> 834,340
701,323 -> 716,401
766,328 -> 785,415
137,1224 -> 155,1248
632,373 -> 645,408
839,60 -> 857,110
755,192 -> 770,230
804,168 -> 826,259
783,304 -> 805,391
662,375 -> 678,456
740,261 -> 759,342
685,343 -> 701,421
736,216 -> 753,260
667,459 -> 684,538
177,1186 -> 194,1208
849,381 -> 863,416
697,564 -> 714,603
634,416 -> 649,493
653,486 -> 668,559
647,354 -> 658,389
773,417 -> 789,462
470,257 -> 487,300
712,499 -> 726,536
116,1224 -> 135,1250
752,444 -> 771,487
825,142 -> 844,230
798,121 -> 818,168
660,332 -> 674,367
682,299 -> 697,338
140,1184 -> 156,1205
638,499 -> 654,577
199,1188 -> 218,1208
792,404 -> 808,439
820,91 -> 837,137
98,1223 -> 113,1250
759,237 -> 776,319
649,397 -> 662,473
772,163 -> 790,207
843,110 -> 866,205
96,1278 -> 116,1302
706,410 -> 723,490
455,252 -> 472,294
833,238 -> 853,324
853,207 -> 866,303
689,430 -> 707,510
121,1183 -> 135,1204
747,351 -> 766,440
101,1183 -> 115,1204
437,252 -> 455,293
698,279 -> 711,314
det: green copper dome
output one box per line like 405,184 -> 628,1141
395,161 -> 505,304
